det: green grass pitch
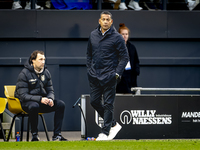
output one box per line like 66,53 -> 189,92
1,140 -> 200,150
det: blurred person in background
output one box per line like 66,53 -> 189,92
116,23 -> 140,94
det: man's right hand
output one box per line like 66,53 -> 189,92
41,97 -> 50,105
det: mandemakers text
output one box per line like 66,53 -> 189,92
182,112 -> 200,118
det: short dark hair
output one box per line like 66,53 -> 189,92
100,11 -> 112,19
30,50 -> 44,63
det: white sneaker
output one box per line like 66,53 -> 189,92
45,1 -> 51,9
25,2 -> 31,10
187,0 -> 199,11
96,133 -> 109,141
128,0 -> 143,11
107,122 -> 122,140
118,2 -> 128,10
25,2 -> 41,10
12,1 -> 22,10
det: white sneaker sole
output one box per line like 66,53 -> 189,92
107,123 -> 122,140
108,0 -> 117,3
96,133 -> 109,141
128,5 -> 143,11
12,5 -> 22,10
96,138 -> 109,141
188,2 -> 198,11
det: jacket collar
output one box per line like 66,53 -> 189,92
100,27 -> 110,36
97,24 -> 116,35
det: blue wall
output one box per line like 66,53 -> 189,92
0,10 -> 200,131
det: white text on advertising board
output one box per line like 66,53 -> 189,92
120,110 -> 172,125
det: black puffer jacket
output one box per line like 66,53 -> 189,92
15,58 -> 54,104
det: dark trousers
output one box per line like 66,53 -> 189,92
89,77 -> 117,136
22,99 -> 65,136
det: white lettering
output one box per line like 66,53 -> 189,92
182,112 -> 200,118
120,110 -> 172,125
131,110 -> 141,117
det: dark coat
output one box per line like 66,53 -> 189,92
87,24 -> 129,86
127,41 -> 140,77
116,41 -> 140,93
15,58 -> 54,104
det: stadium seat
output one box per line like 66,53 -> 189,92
4,85 -> 50,141
0,97 -> 7,141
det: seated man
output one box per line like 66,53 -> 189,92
15,50 -> 67,141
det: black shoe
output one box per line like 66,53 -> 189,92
52,134 -> 68,141
31,133 -> 40,141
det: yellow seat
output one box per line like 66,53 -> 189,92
4,86 -> 26,115
4,85 -> 50,141
0,97 -> 7,141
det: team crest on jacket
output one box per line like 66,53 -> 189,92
29,79 -> 37,84
41,75 -> 45,81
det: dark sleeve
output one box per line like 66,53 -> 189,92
115,35 -> 129,76
129,43 -> 140,76
86,35 -> 92,69
15,71 -> 42,103
134,48 -> 140,76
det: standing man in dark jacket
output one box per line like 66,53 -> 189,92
15,50 -> 67,141
86,11 -> 129,141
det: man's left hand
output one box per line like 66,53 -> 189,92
48,99 -> 54,107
